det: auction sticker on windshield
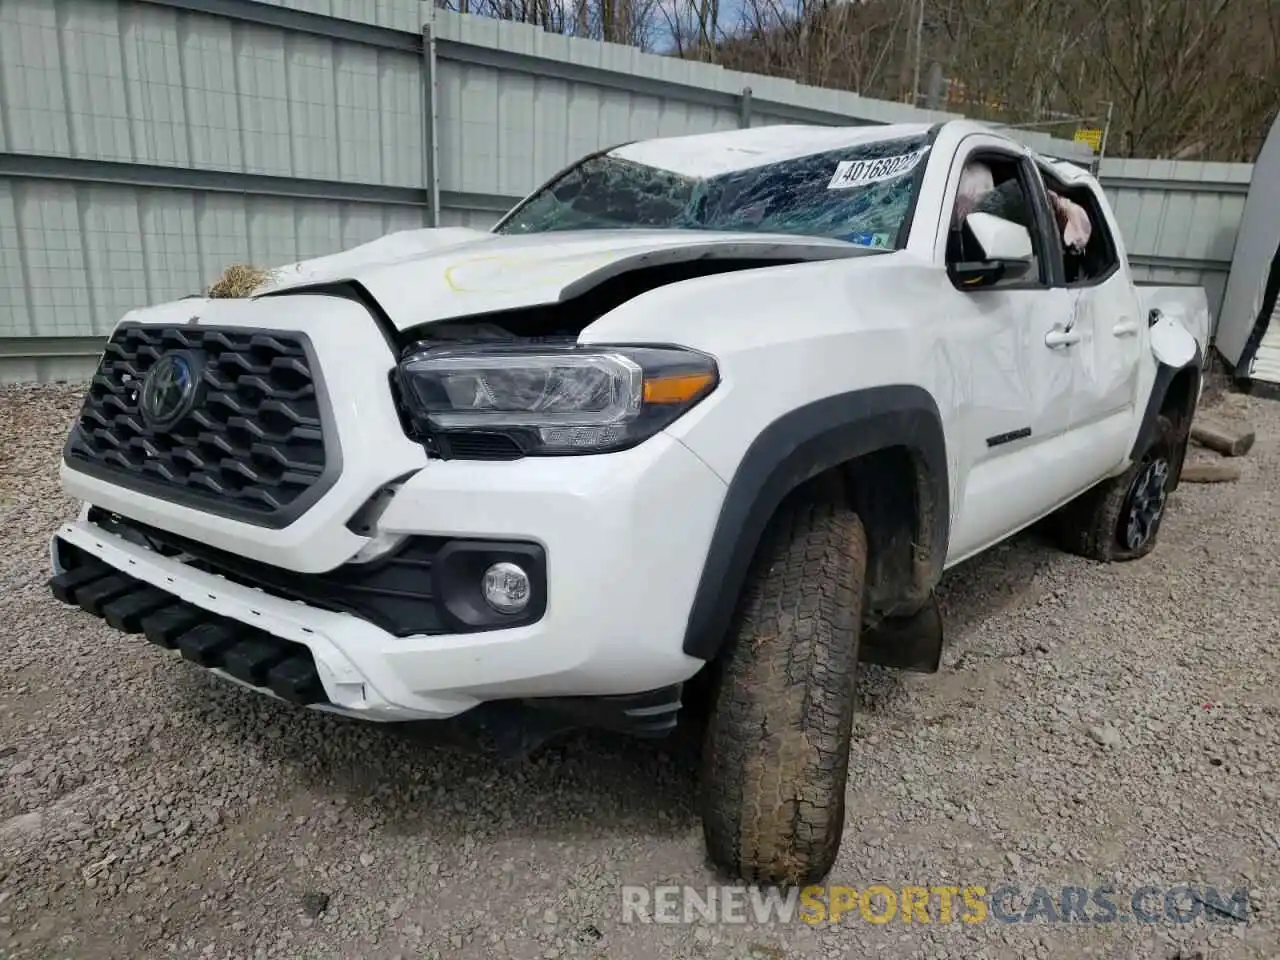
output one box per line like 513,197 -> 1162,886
827,147 -> 930,190
847,232 -> 895,249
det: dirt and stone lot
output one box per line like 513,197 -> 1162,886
1,383 -> 1277,960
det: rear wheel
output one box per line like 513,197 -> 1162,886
699,492 -> 866,884
1054,414 -> 1178,562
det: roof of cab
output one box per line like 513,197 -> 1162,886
608,122 -> 936,178
602,118 -> 1074,180
1042,157 -> 1096,183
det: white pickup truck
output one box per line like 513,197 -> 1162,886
49,119 -> 1209,885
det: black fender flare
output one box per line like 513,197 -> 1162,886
1130,340 -> 1202,492
1131,339 -> 1204,458
681,385 -> 950,661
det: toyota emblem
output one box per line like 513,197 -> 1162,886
139,352 -> 200,430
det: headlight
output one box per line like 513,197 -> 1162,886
395,342 -> 718,456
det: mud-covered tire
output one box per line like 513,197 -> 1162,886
699,493 -> 866,885
1054,414 -> 1179,562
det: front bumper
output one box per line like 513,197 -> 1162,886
49,432 -> 727,723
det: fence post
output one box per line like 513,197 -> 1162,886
422,18 -> 441,227
739,87 -> 753,129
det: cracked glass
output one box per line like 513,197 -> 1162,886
497,133 -> 933,250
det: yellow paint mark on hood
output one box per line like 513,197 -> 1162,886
443,252 -> 620,294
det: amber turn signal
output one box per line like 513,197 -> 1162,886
643,372 -> 717,405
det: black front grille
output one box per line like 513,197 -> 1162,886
65,324 -> 337,527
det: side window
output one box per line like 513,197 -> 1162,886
1040,169 -> 1121,286
945,151 -> 1049,289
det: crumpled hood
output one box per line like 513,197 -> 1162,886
255,226 -> 872,330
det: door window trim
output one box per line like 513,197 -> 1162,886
1036,161 -> 1122,289
934,137 -> 1062,291
1021,159 -> 1067,288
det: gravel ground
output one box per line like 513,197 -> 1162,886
1,383 -> 1277,960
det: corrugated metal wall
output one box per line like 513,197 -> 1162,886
0,0 -> 1257,382
0,0 -> 428,346
1098,157 -> 1252,320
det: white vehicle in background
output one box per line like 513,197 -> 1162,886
50,120 -> 1208,884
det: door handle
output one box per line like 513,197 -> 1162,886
1045,328 -> 1081,348
1113,320 -> 1139,337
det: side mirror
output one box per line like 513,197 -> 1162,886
966,212 -> 1033,261
948,212 -> 1035,288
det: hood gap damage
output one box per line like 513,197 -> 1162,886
260,256 -> 810,349
257,279 -> 403,353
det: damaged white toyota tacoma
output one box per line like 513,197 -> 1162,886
50,119 -> 1209,884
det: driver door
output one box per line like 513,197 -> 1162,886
938,138 -> 1084,563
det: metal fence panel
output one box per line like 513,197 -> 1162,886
437,206 -> 505,230
1098,157 -> 1253,317
0,0 -> 425,184
245,0 -> 426,33
0,176 -> 423,338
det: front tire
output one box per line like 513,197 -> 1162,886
1055,414 -> 1179,562
699,492 -> 866,885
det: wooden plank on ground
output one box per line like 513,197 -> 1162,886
1180,461 -> 1242,483
1190,422 -> 1255,457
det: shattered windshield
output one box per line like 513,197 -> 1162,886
495,133 -> 932,250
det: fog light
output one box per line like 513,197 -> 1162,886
482,562 -> 531,614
